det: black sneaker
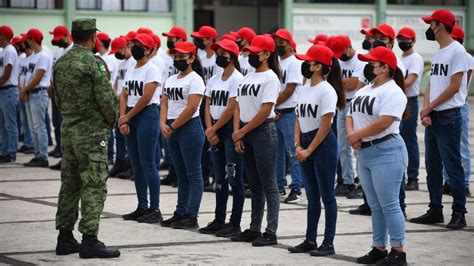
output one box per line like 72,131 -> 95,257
216,223 -> 241,238
18,145 -> 34,154
409,208 -> 444,224
349,204 -> 371,216
288,240 -> 316,253
466,187 -> 471,197
50,160 -> 62,171
446,211 -> 466,230
231,229 -> 261,242
0,154 -> 16,163
376,250 -> 407,266
199,220 -> 225,234
159,161 -> 169,170
24,158 -> 49,167
161,212 -> 184,227
117,168 -> 133,180
56,230 -> 79,255
334,183 -> 344,194
279,190 -> 287,198
172,216 -> 199,229
245,188 -> 252,198
336,184 -> 355,197
161,172 -> 177,185
204,182 -> 215,192
109,160 -> 128,177
356,247 -> 388,264
137,209 -> 163,224
284,189 -> 303,203
310,242 -> 335,256
252,232 -> 277,247
122,207 -> 149,221
346,185 -> 363,199
443,182 -> 452,195
405,180 -> 419,191
79,235 -> 120,259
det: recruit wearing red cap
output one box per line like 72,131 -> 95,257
370,24 -> 396,40
49,25 -> 70,41
162,26 -> 187,41
422,9 -> 456,27
308,34 -> 329,44
238,27 -> 256,43
11,37 -> 22,46
0,25 -> 14,40
26,28 -> 43,44
397,27 -> 416,39
242,35 -> 275,53
452,26 -> 464,40
191,26 -> 218,39
358,46 -> 397,70
211,39 -> 240,58
133,33 -> 154,50
123,31 -> 137,42
272,29 -> 293,43
97,32 -> 111,42
360,28 -> 373,37
326,35 -> 351,59
150,33 -> 161,48
296,44 -> 334,66
171,42 -> 197,55
109,37 -> 128,55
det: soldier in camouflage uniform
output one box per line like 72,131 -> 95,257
53,18 -> 120,259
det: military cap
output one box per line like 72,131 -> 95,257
72,18 -> 99,32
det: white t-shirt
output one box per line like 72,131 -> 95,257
200,53 -> 221,84
163,54 -> 179,81
205,69 -> 244,120
340,51 -> 366,99
0,44 -> 18,86
53,47 -> 64,64
401,52 -> 424,97
150,55 -> 166,97
197,48 -> 206,59
18,54 -> 31,87
239,54 -> 255,77
124,61 -> 161,107
101,53 -> 118,85
237,69 -> 280,123
62,43 -> 74,56
164,71 -> 206,120
116,57 -> 136,96
429,41 -> 469,111
348,79 -> 407,142
277,55 -> 302,109
466,52 -> 474,90
25,49 -> 52,88
296,80 -> 337,133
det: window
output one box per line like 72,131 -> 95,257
388,0 -> 464,5
294,0 -> 375,3
76,0 -> 171,12
0,0 -> 63,9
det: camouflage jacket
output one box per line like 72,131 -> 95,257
53,44 -> 118,141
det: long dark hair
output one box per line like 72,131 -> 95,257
230,53 -> 242,73
191,54 -> 204,79
321,57 -> 345,110
389,66 -> 409,119
267,51 -> 282,82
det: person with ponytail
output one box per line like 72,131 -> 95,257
287,44 -> 344,256
346,47 -> 408,265
199,39 -> 245,237
160,42 -> 206,230
230,35 -> 281,247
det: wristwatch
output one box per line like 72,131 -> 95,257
294,142 -> 301,149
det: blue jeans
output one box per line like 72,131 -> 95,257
125,105 -> 161,210
19,101 -> 34,148
168,117 -> 205,218
400,96 -> 420,181
0,87 -> 19,156
300,128 -> 338,244
357,135 -> 408,248
443,102 -> 470,187
210,122 -> 245,226
242,121 -> 279,234
425,109 -> 466,213
276,112 -> 303,192
337,102 -> 355,185
114,123 -> 127,161
25,91 -> 49,159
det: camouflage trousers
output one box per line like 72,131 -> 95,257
55,133 -> 109,235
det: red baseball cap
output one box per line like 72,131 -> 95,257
95,38 -> 102,51
211,39 -> 239,58
170,41 -> 196,55
308,34 -> 329,44
133,33 -> 154,50
238,27 -> 256,43
0,25 -> 14,39
295,44 -> 334,66
242,35 -> 275,53
97,32 -> 111,42
137,27 -> 153,34
26,28 -> 43,44
20,33 -> 27,43
191,26 -> 218,39
422,9 -> 456,27
370,24 -> 396,40
272,28 -> 293,43
49,25 -> 70,41
397,27 -> 416,39
220,33 -> 236,41
108,37 -> 128,54
290,39 -> 296,49
11,36 -> 22,46
123,31 -> 137,42
452,26 -> 464,40
162,26 -> 187,41
326,35 -> 351,59
150,33 -> 161,48
358,46 -> 397,70
229,31 -> 239,38
360,28 -> 373,37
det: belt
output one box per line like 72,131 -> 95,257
360,134 -> 396,149
28,87 -> 47,94
407,96 -> 418,100
0,85 -> 15,90
431,107 -> 460,116
275,107 -> 295,114
240,118 -> 274,128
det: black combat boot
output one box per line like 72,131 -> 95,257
56,230 -> 79,255
79,234 -> 120,259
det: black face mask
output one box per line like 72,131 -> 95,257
173,59 -> 189,72
115,52 -> 125,60
340,54 -> 351,62
363,64 -> 379,82
92,48 -> 98,54
18,45 -> 25,53
455,38 -> 464,45
216,55 -> 230,68
57,40 -> 68,48
236,41 -> 244,50
51,40 -> 59,46
24,41 -> 31,50
131,46 -> 146,60
398,42 -> 412,52
301,62 -> 314,79
362,40 -> 371,50
276,45 -> 287,57
248,54 -> 262,69
425,26 -> 436,41
167,40 -> 175,50
193,39 -> 205,50
372,40 -> 387,49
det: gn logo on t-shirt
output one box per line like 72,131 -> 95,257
296,104 -> 318,119
350,95 -> 375,115
430,63 -> 448,77
238,84 -> 261,97
210,90 -> 229,106
165,87 -> 184,101
126,80 -> 144,96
